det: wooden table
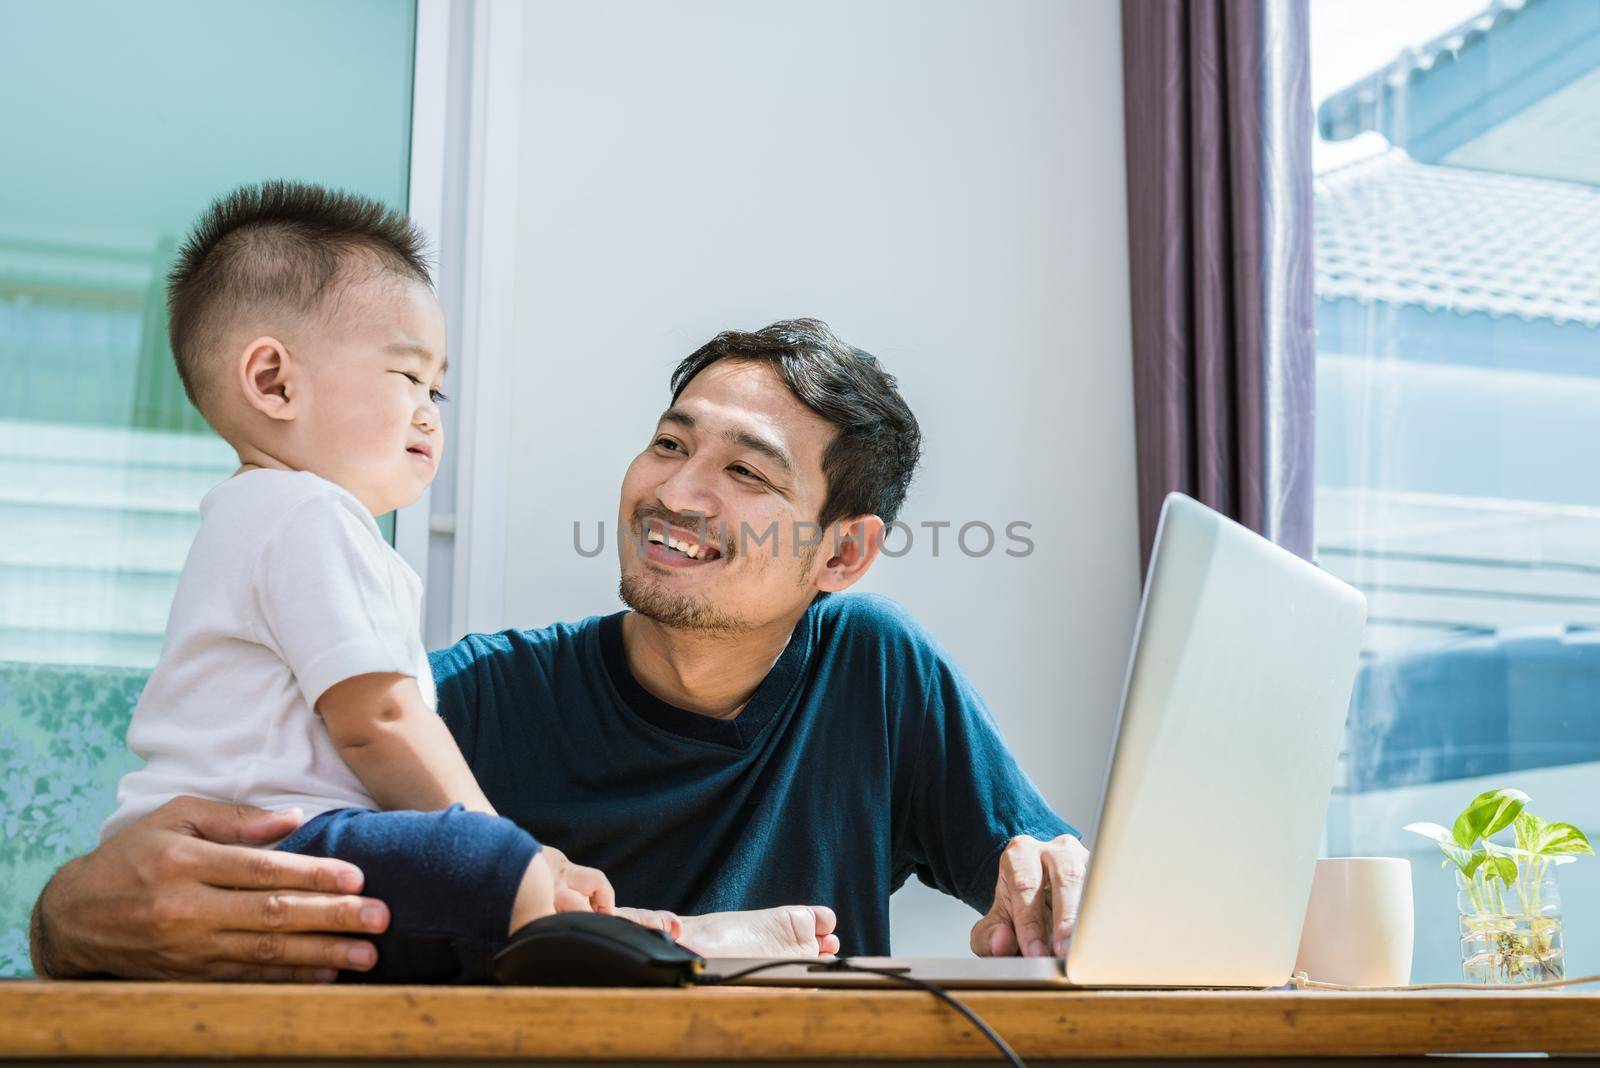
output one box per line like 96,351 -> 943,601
3,980 -> 1599,1064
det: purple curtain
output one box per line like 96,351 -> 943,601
1121,0 -> 1316,569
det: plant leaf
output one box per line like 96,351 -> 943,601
1452,789 -> 1529,848
1513,811 -> 1545,855
1480,839 -> 1525,885
1532,821 -> 1595,857
1486,854 -> 1518,886
1406,821 -> 1453,841
1406,821 -> 1480,874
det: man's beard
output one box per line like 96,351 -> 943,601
618,571 -> 749,636
616,507 -> 825,635
618,505 -> 748,635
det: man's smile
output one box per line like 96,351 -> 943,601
643,523 -> 725,568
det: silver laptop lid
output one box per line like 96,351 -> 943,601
698,956 -> 1069,988
1065,493 -> 1366,987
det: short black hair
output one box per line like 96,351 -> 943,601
166,179 -> 431,416
670,319 -> 922,527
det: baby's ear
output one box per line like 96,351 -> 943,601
239,337 -> 297,421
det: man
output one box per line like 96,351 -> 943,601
31,319 -> 1089,981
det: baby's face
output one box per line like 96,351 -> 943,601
296,275 -> 449,515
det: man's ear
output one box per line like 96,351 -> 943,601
815,515 -> 885,594
238,336 -> 297,421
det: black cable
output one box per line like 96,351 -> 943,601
700,958 -> 811,984
697,958 -> 1027,1068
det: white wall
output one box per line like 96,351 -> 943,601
497,0 -> 1140,954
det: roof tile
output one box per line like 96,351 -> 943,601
1315,149 -> 1600,325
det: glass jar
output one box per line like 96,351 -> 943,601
1457,864 -> 1564,984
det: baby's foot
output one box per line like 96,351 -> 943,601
613,906 -> 682,941
677,905 -> 840,957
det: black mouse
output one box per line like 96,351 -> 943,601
493,911 -> 706,987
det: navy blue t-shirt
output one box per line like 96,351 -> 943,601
428,593 -> 1074,955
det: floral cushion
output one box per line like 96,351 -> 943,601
0,661 -> 145,977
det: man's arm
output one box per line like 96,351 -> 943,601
889,615 -> 1087,958
28,882 -> 57,979
30,798 -> 389,981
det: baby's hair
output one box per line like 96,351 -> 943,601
166,179 -> 432,419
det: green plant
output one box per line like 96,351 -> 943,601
1406,789 -> 1594,983
1407,789 -> 1593,900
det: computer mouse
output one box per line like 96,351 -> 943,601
492,911 -> 706,987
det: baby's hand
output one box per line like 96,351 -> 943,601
613,906 -> 683,942
540,846 -> 681,940
541,845 -> 615,914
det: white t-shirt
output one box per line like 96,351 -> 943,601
101,469 -> 436,842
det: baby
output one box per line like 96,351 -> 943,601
100,180 -> 675,983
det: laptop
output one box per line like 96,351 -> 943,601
704,492 -> 1368,989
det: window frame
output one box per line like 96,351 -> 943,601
398,0 -> 526,648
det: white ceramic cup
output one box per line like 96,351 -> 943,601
1292,857 -> 1414,986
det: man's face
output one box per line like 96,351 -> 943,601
617,359 -> 839,634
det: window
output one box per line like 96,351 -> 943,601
0,0 -> 417,975
1311,0 -> 1600,981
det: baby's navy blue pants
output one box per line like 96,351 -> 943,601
276,804 -> 541,983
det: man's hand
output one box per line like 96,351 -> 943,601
969,833 -> 1090,958
31,797 -> 391,982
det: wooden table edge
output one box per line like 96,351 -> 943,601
3,981 -> 1599,1060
